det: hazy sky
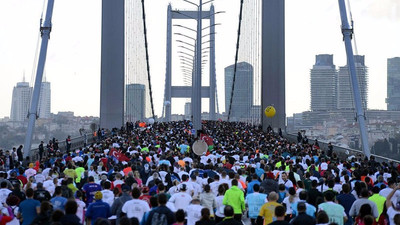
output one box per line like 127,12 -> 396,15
0,0 -> 399,119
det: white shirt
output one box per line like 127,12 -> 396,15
186,204 -> 203,225
215,196 -> 225,217
0,189 -> 11,203
279,179 -> 293,189
101,189 -> 115,206
282,196 -> 299,214
387,207 -> 400,225
210,181 -> 220,196
188,181 -> 202,197
76,199 -> 86,224
379,188 -> 400,204
43,180 -> 56,196
169,192 -> 192,211
122,199 -> 150,222
35,174 -> 45,184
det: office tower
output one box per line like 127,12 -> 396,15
10,80 -> 32,122
387,57 -> 400,110
184,102 -> 191,120
125,84 -> 145,122
38,81 -> 51,119
337,55 -> 368,110
225,62 -> 253,119
310,54 -> 338,111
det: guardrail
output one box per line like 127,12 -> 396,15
29,133 -> 97,161
285,133 -> 400,164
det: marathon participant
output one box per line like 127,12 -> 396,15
0,120 -> 397,225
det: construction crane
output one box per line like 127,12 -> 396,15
338,0 -> 370,159
23,0 -> 55,158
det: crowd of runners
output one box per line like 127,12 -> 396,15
0,120 -> 399,225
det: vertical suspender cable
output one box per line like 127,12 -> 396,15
141,0 -> 155,119
228,0 -> 244,121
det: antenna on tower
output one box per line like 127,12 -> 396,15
23,70 -> 26,82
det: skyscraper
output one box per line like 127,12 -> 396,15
10,80 -> 32,122
337,55 -> 368,110
10,79 -> 51,121
38,81 -> 51,119
225,62 -> 253,119
386,57 -> 400,110
125,84 -> 145,122
310,54 -> 338,111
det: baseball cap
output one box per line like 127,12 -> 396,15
94,191 -> 103,200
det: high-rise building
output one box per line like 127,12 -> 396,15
184,102 -> 191,120
386,57 -> 400,110
125,84 -> 145,122
10,78 -> 51,121
337,55 -> 368,110
38,81 -> 51,119
225,62 -> 253,119
10,81 -> 32,122
310,54 -> 338,111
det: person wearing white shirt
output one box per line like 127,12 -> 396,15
385,184 -> 400,225
186,198 -> 204,225
210,175 -> 220,196
34,171 -> 45,184
188,176 -> 202,197
177,175 -> 195,196
121,187 -> 150,223
379,180 -> 400,205
178,168 -> 189,181
279,172 -> 293,189
101,181 -> 115,206
0,182 -> 11,204
43,177 -> 56,196
169,184 -> 192,211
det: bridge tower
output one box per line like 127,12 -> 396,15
261,0 -> 286,131
100,0 -> 125,129
164,4 -> 217,127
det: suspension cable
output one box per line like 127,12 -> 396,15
141,0 -> 155,119
227,0 -> 244,121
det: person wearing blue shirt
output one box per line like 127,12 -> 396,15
50,186 -> 68,211
18,188 -> 41,225
82,176 -> 102,205
247,174 -> 261,195
291,191 -> 317,218
86,191 -> 111,225
179,142 -> 189,154
245,184 -> 267,225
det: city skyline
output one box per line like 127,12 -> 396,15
0,0 -> 399,119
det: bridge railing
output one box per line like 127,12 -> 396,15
285,133 -> 400,164
29,133 -> 97,161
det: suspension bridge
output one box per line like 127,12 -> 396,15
23,0 -> 374,161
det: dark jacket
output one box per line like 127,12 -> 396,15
145,205 -> 175,225
290,212 -> 316,225
196,219 -> 216,225
260,178 -> 279,194
60,214 -> 82,225
216,218 -> 242,225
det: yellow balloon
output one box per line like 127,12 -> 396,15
264,106 -> 276,118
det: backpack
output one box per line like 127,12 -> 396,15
151,212 -> 168,225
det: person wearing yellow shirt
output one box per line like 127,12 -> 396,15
257,192 -> 282,225
64,163 -> 77,180
369,186 -> 386,221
